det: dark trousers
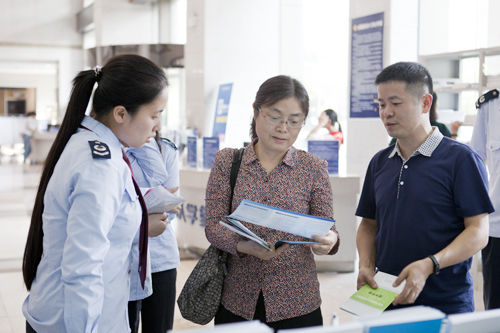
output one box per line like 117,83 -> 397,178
215,292 -> 323,332
482,236 -> 500,309
26,322 -> 36,333
128,268 -> 177,333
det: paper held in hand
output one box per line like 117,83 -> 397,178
143,186 -> 185,214
219,199 -> 335,250
340,271 -> 406,317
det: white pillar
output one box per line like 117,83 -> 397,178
346,0 -> 419,180
185,0 -> 282,146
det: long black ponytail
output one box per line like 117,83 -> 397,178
23,55 -> 167,290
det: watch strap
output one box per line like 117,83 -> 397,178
428,254 -> 440,275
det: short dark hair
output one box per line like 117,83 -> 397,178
375,62 -> 433,98
429,91 -> 438,122
250,75 -> 309,140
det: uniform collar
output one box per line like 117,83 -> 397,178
80,115 -> 123,148
389,126 -> 444,160
126,140 -> 169,184
244,140 -> 296,167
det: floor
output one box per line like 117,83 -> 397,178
0,158 -> 485,332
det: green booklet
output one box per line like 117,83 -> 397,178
341,271 -> 405,317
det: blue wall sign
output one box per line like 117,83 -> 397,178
308,140 -> 339,174
350,12 -> 384,118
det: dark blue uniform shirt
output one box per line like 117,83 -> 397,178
356,128 -> 494,314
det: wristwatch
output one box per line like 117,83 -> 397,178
428,255 -> 440,275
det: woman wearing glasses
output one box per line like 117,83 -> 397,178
205,75 -> 339,331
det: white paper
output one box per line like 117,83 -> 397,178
167,320 -> 273,333
143,186 -> 184,214
277,321 -> 363,333
359,305 -> 445,328
220,218 -> 320,251
219,221 -> 271,250
228,199 -> 335,239
446,308 -> 500,333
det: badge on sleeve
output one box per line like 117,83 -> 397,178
475,89 -> 499,109
88,140 -> 111,159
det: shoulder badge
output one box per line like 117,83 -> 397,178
88,140 -> 111,159
160,137 -> 178,150
475,89 -> 499,109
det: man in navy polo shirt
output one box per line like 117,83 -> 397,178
356,62 -> 494,314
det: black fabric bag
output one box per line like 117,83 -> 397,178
177,148 -> 243,325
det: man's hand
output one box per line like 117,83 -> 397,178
357,266 -> 377,290
148,212 -> 168,237
392,258 -> 434,305
309,230 -> 338,255
236,240 -> 289,260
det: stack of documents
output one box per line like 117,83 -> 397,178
277,321 -> 363,332
143,185 -> 185,214
359,306 -> 445,333
445,308 -> 500,333
340,272 -> 405,317
167,320 -> 273,333
219,199 -> 335,250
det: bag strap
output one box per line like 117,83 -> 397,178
229,148 -> 244,213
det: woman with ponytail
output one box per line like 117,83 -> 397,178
22,54 -> 168,333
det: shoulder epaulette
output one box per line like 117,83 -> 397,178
475,89 -> 499,109
160,137 -> 178,150
88,140 -> 111,159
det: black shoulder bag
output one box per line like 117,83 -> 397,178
177,148 -> 244,325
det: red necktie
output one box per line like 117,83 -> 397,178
122,149 -> 149,289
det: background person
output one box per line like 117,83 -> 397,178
307,109 -> 343,143
22,111 -> 38,163
470,88 -> 500,310
127,132 -> 181,333
22,54 -> 168,333
205,75 -> 339,332
356,62 -> 493,314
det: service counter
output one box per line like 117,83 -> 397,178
30,131 -> 57,163
176,168 -> 360,272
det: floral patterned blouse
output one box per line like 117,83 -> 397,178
205,143 -> 338,322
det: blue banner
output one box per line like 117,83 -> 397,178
350,12 -> 384,118
212,83 -> 233,137
202,137 -> 219,169
187,136 -> 197,168
308,140 -> 339,174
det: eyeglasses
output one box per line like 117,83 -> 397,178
260,110 -> 305,129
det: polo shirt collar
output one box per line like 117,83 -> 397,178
389,127 -> 444,159
245,140 -> 296,167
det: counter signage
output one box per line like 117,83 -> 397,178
178,202 -> 206,227
212,83 -> 233,139
202,136 -> 219,169
350,12 -> 384,118
187,136 -> 197,168
308,140 -> 339,174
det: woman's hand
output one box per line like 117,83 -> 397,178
162,186 -> 181,214
236,240 -> 289,260
309,230 -> 338,255
148,212 -> 168,237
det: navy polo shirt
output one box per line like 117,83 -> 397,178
356,128 -> 494,314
